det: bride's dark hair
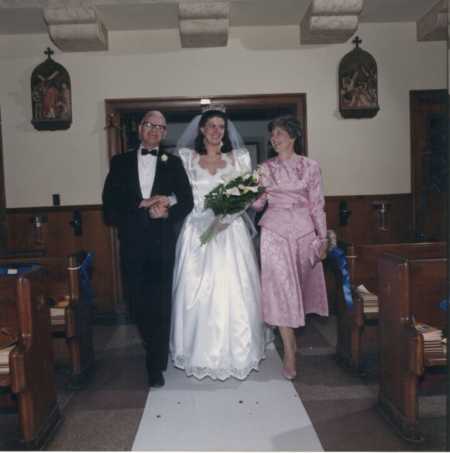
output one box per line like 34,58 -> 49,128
194,110 -> 233,155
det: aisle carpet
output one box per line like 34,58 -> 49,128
132,346 -> 323,451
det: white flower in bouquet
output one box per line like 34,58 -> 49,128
238,184 -> 259,194
200,171 -> 264,245
225,187 -> 241,197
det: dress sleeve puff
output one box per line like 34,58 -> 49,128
232,147 -> 252,174
308,159 -> 327,241
177,147 -> 194,177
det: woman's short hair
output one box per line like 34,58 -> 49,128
194,109 -> 233,154
267,115 -> 304,156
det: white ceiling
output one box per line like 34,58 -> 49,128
0,0 -> 443,35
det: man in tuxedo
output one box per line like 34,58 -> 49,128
102,110 -> 193,388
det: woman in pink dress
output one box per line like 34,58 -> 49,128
253,115 -> 328,380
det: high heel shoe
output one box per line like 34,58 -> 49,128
282,367 -> 297,380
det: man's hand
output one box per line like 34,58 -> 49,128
139,195 -> 170,209
149,203 -> 169,219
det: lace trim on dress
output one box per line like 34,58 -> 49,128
197,155 -> 227,176
172,355 -> 265,381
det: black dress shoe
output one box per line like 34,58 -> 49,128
148,372 -> 165,388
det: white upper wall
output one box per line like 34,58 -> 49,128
0,22 -> 446,207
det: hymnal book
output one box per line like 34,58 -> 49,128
415,322 -> 445,355
415,322 -> 442,342
0,328 -> 18,350
50,307 -> 65,326
356,284 -> 379,314
0,344 -> 16,373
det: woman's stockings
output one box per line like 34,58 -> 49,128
279,326 -> 297,379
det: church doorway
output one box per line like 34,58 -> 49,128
104,93 -> 307,313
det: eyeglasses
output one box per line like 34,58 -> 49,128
141,122 -> 167,132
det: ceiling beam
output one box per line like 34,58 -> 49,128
300,0 -> 364,44
43,0 -> 108,51
178,1 -> 229,48
416,0 -> 447,42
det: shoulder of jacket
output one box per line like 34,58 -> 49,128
111,151 -> 134,163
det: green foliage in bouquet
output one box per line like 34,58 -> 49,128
204,172 -> 264,216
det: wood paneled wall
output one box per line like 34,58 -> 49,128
325,193 -> 413,244
5,194 -> 414,315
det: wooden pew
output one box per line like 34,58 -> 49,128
330,241 -> 446,373
0,266 -> 61,449
0,253 -> 95,388
377,252 -> 447,442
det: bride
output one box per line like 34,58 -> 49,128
170,107 -> 266,380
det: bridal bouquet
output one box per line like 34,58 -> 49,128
200,170 -> 264,245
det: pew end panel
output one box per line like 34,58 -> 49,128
377,253 -> 447,443
328,243 -> 377,373
333,241 -> 447,374
0,267 -> 61,449
0,253 -> 95,389
64,253 -> 95,387
330,257 -> 363,370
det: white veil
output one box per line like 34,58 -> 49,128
176,110 -> 245,151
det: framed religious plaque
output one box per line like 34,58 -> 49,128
31,47 -> 72,131
338,36 -> 379,119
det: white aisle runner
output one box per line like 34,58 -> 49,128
132,346 -> 323,451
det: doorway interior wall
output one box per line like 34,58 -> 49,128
104,93 -> 307,310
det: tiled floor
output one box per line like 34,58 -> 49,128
1,315 -> 447,451
293,315 -> 447,452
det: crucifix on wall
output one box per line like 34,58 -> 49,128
338,36 -> 380,119
31,47 -> 72,131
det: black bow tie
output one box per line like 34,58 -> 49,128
141,148 -> 158,156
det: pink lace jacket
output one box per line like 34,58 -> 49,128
253,154 -> 327,265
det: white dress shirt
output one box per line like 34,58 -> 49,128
138,145 -> 158,198
137,145 -> 177,205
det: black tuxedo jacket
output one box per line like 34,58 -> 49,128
102,148 -> 193,255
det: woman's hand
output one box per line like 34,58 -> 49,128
319,244 -> 328,260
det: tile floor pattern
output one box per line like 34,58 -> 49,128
0,315 -> 446,451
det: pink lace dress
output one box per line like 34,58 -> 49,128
253,154 -> 328,328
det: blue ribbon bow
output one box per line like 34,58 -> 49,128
79,252 -> 94,304
328,247 -> 353,307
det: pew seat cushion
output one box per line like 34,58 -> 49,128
0,264 -> 39,276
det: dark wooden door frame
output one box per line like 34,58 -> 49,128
104,93 -> 307,309
0,109 -> 6,251
410,89 -> 448,241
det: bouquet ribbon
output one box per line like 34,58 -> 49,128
199,210 -> 257,245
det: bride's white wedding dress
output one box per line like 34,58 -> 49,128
170,147 -> 265,380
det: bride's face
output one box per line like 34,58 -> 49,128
201,116 -> 225,147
